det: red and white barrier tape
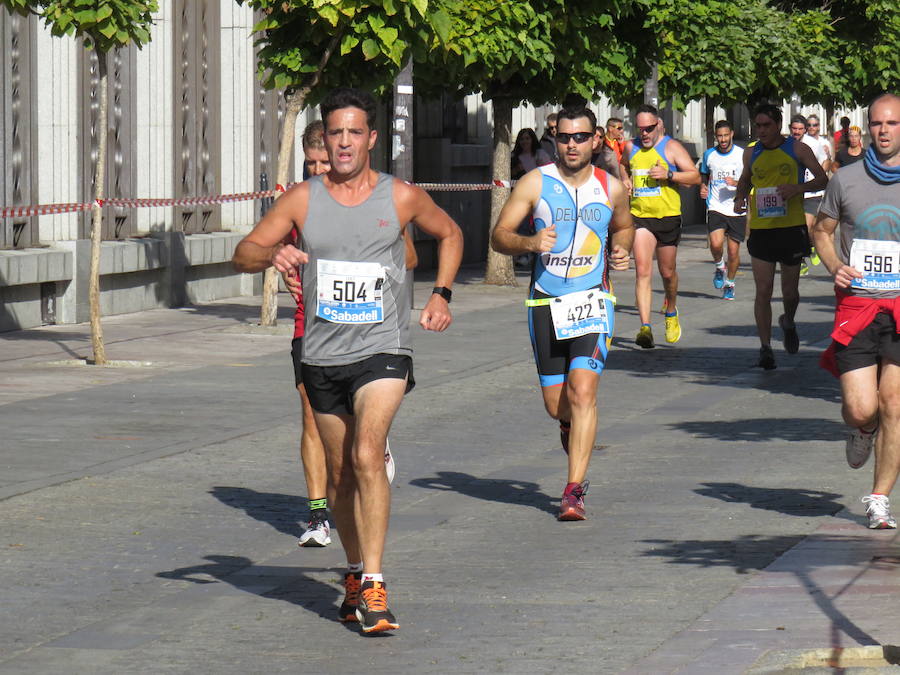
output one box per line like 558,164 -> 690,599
0,180 -> 514,219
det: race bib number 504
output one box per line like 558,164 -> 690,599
549,289 -> 611,339
316,259 -> 385,324
850,239 -> 900,291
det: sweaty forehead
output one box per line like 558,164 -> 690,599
325,106 -> 369,130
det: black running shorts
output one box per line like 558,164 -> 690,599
835,313 -> 900,375
747,225 -> 810,266
707,211 -> 746,243
291,338 -> 304,387
634,215 -> 682,247
301,353 -> 415,415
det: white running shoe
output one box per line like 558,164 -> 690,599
862,494 -> 897,530
298,511 -> 331,547
846,427 -> 877,469
385,439 -> 395,484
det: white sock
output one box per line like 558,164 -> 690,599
347,562 -> 363,574
715,259 -> 725,269
726,279 -> 735,287
362,573 -> 383,584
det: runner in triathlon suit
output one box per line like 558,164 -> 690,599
619,104 -> 700,348
700,120 -> 745,299
233,88 -> 463,633
813,93 -> 900,529
492,105 -> 634,521
734,103 -> 828,369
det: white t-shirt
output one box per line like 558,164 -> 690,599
699,144 -> 744,216
801,134 -> 829,198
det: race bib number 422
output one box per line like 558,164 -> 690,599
755,187 -> 786,218
316,259 -> 385,324
849,239 -> 900,291
549,289 -> 611,340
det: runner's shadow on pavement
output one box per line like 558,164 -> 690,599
409,471 -> 557,517
640,533 -> 885,647
672,417 -> 846,443
209,487 -> 307,539
156,555 -> 350,627
694,482 -> 850,520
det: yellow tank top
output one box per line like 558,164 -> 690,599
628,135 -> 681,219
747,136 -> 805,230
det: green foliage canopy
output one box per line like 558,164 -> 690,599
1,0 -> 156,51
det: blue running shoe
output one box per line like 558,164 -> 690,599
713,267 -> 725,289
722,285 -> 735,300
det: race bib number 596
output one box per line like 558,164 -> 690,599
850,239 -> 900,291
316,259 -> 385,324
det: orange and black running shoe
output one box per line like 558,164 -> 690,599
356,580 -> 399,633
339,572 -> 362,622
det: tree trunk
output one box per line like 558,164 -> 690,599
258,88 -> 304,326
258,30 -> 342,326
704,97 -> 716,149
89,52 -> 108,365
484,96 -> 516,286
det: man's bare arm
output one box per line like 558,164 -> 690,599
490,171 -> 548,256
394,181 -> 463,332
232,185 -> 310,273
733,146 -> 754,214
606,177 -> 635,271
667,141 -> 701,186
813,211 -> 860,288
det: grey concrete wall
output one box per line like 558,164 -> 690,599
0,232 -> 259,332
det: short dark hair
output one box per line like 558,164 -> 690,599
557,105 -> 596,130
840,115 -> 851,126
789,114 -> 808,128
546,112 -> 558,123
320,88 -> 377,130
714,120 -> 732,131
635,103 -> 659,118
753,103 -> 782,126
606,116 -> 623,126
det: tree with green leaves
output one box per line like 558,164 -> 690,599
238,0 -> 445,325
1,0 -> 156,365
416,0 -> 645,285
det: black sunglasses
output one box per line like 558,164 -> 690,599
637,123 -> 658,134
556,131 -> 594,144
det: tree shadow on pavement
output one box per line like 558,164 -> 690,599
156,555 -> 349,627
640,533 -> 887,648
671,417 -> 846,442
209,487 -> 307,539
409,471 -> 557,517
694,482 -> 851,520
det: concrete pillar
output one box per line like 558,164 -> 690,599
55,239 -> 91,324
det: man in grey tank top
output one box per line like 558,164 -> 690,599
233,88 -> 463,633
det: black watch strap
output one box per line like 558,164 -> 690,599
432,286 -> 452,303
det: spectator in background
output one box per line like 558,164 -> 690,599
833,126 -> 865,170
540,113 -> 559,162
834,116 -> 852,153
512,128 -> 552,179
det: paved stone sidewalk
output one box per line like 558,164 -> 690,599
1,228 -> 898,673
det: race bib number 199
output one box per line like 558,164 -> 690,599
849,239 -> 900,291
755,187 -> 785,218
316,259 -> 385,324
549,289 -> 610,340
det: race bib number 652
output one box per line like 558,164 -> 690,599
316,259 -> 385,324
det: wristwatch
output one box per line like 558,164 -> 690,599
432,286 -> 452,303
667,169 -> 674,181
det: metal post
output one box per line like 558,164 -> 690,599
392,60 -> 415,301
